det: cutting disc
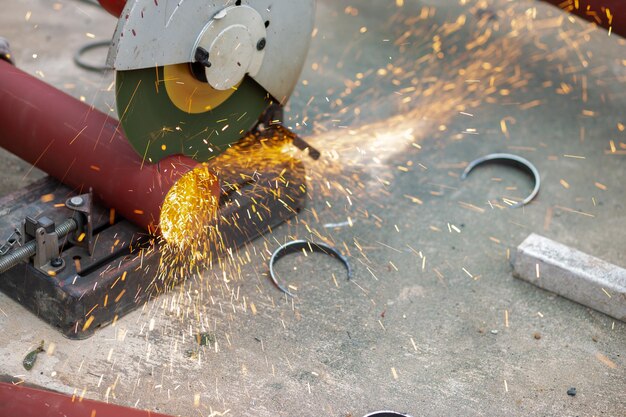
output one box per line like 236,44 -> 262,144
116,65 -> 270,163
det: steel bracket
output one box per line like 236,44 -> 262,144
65,190 -> 95,255
22,216 -> 64,273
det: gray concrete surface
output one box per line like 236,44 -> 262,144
1,0 -> 625,416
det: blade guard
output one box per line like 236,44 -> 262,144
107,0 -> 315,104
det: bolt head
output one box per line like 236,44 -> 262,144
69,196 -> 84,207
194,47 -> 211,67
51,257 -> 63,267
256,38 -> 266,51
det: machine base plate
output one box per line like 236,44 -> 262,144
0,142 -> 306,339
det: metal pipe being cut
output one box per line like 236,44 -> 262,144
97,0 -> 127,17
0,60 -> 203,234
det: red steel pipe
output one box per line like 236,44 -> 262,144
0,381 -> 174,417
97,0 -> 127,17
0,60 -> 199,233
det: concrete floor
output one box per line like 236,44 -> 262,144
1,0 -> 625,416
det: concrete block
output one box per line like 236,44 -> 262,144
513,233 -> 626,322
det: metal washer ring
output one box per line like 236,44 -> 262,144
73,40 -> 111,73
362,412 -> 413,417
461,153 -> 540,208
269,240 -> 352,297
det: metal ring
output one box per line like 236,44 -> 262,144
461,153 -> 540,208
269,240 -> 352,297
73,40 -> 111,73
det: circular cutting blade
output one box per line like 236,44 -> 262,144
115,65 -> 271,163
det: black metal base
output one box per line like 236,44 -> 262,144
0,155 -> 306,339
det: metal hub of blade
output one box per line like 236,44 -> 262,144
193,5 -> 267,91
163,63 -> 239,114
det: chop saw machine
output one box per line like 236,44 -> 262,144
0,0 -> 316,338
